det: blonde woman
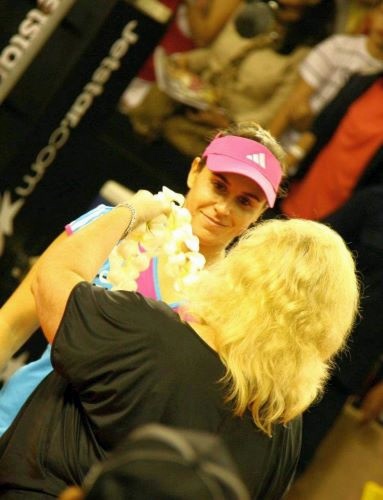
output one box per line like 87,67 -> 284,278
0,191 -> 359,499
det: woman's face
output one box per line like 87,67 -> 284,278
184,159 -> 267,252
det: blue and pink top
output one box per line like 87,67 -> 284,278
0,204 -> 182,436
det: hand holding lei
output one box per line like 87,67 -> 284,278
108,187 -> 205,293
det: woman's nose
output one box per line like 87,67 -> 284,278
214,198 -> 231,215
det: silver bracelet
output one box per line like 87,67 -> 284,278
116,201 -> 137,240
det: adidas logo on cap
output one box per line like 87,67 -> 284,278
246,153 -> 266,169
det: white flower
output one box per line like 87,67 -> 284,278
167,253 -> 187,267
118,239 -> 140,259
184,234 -> 199,252
186,251 -> 206,270
108,186 -> 205,293
173,206 -> 192,224
163,239 -> 179,256
132,253 -> 151,272
155,186 -> 185,206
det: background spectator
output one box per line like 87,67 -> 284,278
277,71 -> 383,220
121,0 -> 242,110
127,0 -> 336,157
269,0 -> 383,162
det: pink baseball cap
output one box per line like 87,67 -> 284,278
202,135 -> 283,207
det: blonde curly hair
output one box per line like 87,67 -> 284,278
185,218 -> 359,436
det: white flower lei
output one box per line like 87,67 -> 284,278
108,187 -> 206,293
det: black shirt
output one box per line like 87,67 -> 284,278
0,283 -> 301,499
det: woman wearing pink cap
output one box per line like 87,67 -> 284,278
0,188 -> 359,498
0,123 -> 287,491
181,122 -> 284,267
0,121 -> 285,371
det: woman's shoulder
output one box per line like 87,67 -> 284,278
70,283 -> 176,326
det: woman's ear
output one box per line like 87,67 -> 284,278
187,157 -> 202,189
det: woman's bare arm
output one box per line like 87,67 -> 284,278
0,231 -> 69,369
32,191 -> 170,343
187,0 -> 241,47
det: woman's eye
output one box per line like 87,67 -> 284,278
213,181 -> 227,193
238,196 -> 252,208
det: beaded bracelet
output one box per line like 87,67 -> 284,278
117,201 -> 137,240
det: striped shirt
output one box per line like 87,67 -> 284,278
300,34 -> 383,114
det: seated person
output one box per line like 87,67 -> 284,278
277,71 -> 383,220
0,192 -> 359,498
121,0 -> 243,109
269,0 -> 383,157
127,0 -> 336,156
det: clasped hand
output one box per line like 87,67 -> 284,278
129,190 -> 172,226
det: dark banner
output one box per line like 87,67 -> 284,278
0,0 -> 171,300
